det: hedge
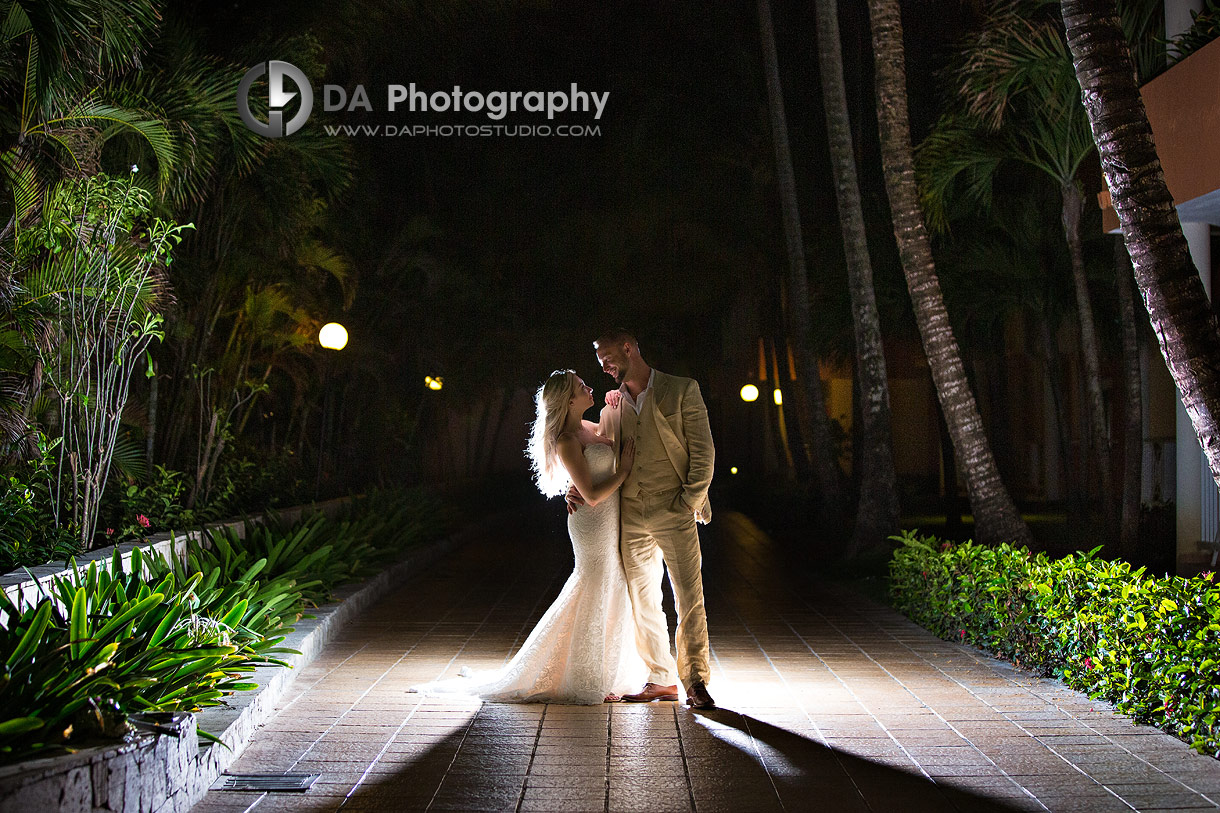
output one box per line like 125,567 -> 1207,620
889,530 -> 1220,756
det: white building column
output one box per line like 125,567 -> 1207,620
1166,0 -> 1208,571
1176,221 -> 1212,568
1166,0 -> 1204,52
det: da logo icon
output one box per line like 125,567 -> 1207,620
238,61 -> 313,138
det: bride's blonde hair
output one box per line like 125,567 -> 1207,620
527,369 -> 577,497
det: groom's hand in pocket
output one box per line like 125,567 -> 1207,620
565,484 -> 585,514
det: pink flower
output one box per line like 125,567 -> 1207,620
105,528 -> 114,536
1084,657 -> 1095,670
136,514 -> 150,528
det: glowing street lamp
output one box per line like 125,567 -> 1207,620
318,322 -> 348,350
773,388 -> 783,405
740,384 -> 759,402
425,375 -> 444,391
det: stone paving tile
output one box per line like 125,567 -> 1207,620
190,508 -> 1220,812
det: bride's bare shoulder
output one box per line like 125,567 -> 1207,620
581,419 -> 602,434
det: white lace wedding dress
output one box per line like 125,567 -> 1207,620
412,443 -> 646,704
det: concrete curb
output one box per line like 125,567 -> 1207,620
1,498 -> 351,617
0,516 -> 485,813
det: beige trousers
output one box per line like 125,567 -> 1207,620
620,489 -> 711,688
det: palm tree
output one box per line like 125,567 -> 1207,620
757,0 -> 845,518
867,0 -> 1033,546
813,0 -> 899,555
1060,0 -> 1220,494
917,4 -> 1113,517
0,0 -> 176,234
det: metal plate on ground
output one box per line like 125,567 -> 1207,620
211,773 -> 321,792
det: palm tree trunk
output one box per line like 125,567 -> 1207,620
814,0 -> 900,555
758,0 -> 844,514
1115,239 -> 1143,557
1061,0 -> 1220,493
1061,180 -> 1113,516
867,0 -> 1032,547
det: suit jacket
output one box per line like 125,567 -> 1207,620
599,369 -> 715,524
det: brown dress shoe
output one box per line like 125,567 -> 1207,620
622,682 -> 679,702
686,681 -> 715,709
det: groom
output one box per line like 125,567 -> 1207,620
569,329 -> 716,709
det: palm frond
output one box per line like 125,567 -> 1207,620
37,94 -> 177,190
109,428 -> 146,482
0,148 -> 42,228
1,2 -> 33,41
915,116 -> 1006,233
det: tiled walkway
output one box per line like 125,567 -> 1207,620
192,509 -> 1220,812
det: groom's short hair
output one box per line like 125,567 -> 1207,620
594,328 -> 637,349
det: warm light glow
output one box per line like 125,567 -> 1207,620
773,388 -> 783,405
740,384 -> 759,402
318,322 -> 348,350
425,375 -> 444,391
730,466 -> 738,475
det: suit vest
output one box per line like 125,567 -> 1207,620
621,394 -> 682,499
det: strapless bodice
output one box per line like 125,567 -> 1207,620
584,441 -> 616,485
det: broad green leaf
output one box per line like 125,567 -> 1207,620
7,602 -> 53,668
69,586 -> 88,660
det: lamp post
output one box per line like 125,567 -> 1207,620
315,323 -> 347,499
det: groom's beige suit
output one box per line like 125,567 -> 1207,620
600,369 -> 714,689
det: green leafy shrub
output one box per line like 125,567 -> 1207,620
0,488 -> 445,763
0,434 -> 83,572
890,530 -> 1220,756
108,465 -> 210,541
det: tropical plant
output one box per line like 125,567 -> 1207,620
0,431 -> 78,570
0,0 -> 176,234
918,0 -> 1114,517
0,547 -> 300,761
867,0 -> 1033,546
0,488 -> 444,761
1060,0 -> 1220,497
10,172 -> 190,548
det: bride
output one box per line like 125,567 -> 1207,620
412,369 -> 647,704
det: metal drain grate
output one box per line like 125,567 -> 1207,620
211,773 -> 321,792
